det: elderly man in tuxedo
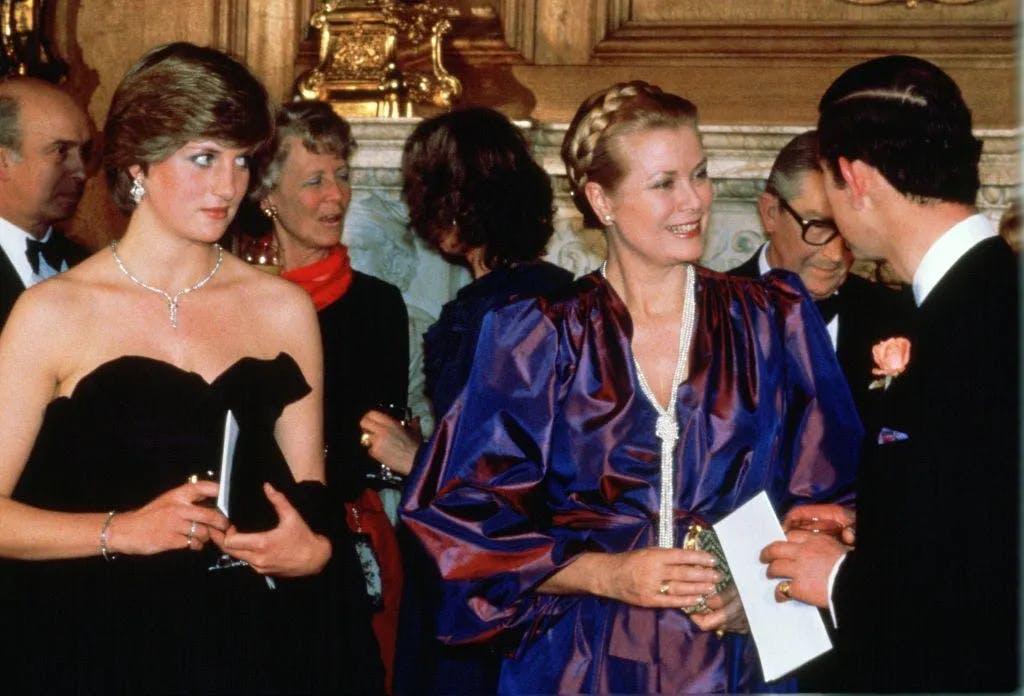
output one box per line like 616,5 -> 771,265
729,130 -> 911,429
761,55 -> 1019,692
0,77 -> 91,330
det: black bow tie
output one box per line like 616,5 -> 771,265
815,294 -> 841,324
25,235 -> 64,275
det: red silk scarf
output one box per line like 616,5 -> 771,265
280,244 -> 353,310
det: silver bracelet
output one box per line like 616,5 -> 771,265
99,510 -> 117,561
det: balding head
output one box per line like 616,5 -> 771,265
0,77 -> 91,236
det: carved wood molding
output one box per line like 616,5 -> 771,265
498,0 -> 534,61
447,1 -> 1013,70
839,0 -> 981,5
590,22 -> 1015,65
213,0 -> 312,100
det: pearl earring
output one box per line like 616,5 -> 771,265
262,203 -> 279,220
603,214 -> 614,225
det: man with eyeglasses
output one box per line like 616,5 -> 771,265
729,130 -> 912,428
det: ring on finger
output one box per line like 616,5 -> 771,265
777,580 -> 792,599
186,519 -> 197,544
360,432 -> 372,448
658,582 -> 670,596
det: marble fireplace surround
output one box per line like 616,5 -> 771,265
341,119 -> 1019,425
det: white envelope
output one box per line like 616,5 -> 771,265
713,491 -> 832,681
216,410 -> 240,516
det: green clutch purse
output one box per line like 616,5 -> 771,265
680,523 -> 733,614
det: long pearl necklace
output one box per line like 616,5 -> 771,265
601,261 -> 697,548
110,241 -> 224,329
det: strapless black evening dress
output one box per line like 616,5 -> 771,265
0,353 -> 383,694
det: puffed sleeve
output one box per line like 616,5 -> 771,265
400,298 -> 573,645
765,270 -> 861,508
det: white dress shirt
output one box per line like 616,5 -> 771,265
0,217 -> 64,287
912,213 -> 996,307
760,243 -> 840,349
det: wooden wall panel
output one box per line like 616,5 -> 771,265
445,0 -> 1017,126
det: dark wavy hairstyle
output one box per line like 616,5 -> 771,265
400,107 -> 554,269
103,42 -> 272,213
818,55 -> 981,206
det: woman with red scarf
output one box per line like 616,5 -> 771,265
251,100 -> 409,691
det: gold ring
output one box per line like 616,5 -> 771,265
658,582 -> 670,595
360,432 -> 372,448
777,580 -> 792,599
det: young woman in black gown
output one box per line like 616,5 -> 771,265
0,43 -> 381,693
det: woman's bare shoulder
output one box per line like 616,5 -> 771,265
220,256 -> 317,333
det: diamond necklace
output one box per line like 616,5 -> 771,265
600,260 -> 697,548
110,240 -> 224,329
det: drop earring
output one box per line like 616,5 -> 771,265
129,177 -> 146,205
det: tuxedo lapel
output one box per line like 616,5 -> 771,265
0,244 -> 26,332
833,274 -> 915,434
725,247 -> 762,279
0,229 -> 90,333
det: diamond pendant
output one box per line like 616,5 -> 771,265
168,299 -> 180,328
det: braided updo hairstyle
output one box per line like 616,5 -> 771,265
561,81 -> 699,228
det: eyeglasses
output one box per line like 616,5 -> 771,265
777,196 -> 840,246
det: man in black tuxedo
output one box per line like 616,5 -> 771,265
729,130 -> 912,430
762,56 -> 1018,692
0,77 -> 91,332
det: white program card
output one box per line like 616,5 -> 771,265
713,491 -> 832,681
217,410 -> 239,516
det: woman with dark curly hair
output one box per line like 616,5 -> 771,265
359,107 -> 572,695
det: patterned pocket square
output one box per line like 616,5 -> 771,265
877,427 -> 910,445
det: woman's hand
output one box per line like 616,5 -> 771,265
212,483 -> 331,578
358,409 -> 422,476
783,503 -> 856,546
691,583 -> 749,635
108,480 -> 229,555
590,547 -> 722,609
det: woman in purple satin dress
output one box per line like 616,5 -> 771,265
400,81 -> 861,693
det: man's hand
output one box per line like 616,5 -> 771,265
783,503 -> 856,546
759,529 -> 848,608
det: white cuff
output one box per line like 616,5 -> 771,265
826,552 -> 847,628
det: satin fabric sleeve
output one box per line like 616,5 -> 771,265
767,271 -> 861,508
400,298 -> 574,646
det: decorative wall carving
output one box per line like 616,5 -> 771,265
0,0 -> 64,79
295,0 -> 461,117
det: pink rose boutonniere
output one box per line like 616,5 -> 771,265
869,336 -> 911,391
